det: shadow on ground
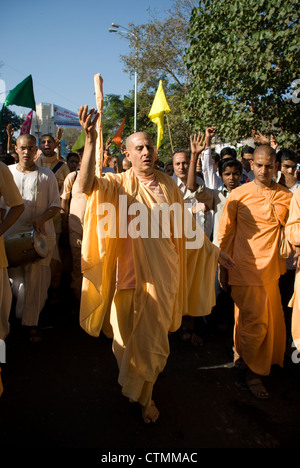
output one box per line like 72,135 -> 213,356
1,292 -> 300,451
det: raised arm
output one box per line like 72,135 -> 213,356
252,130 -> 279,151
186,132 -> 205,191
201,127 -> 222,190
78,106 -> 99,195
6,123 -> 14,153
55,126 -> 63,160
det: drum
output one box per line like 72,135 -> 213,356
4,230 -> 48,267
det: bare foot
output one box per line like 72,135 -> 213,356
246,371 -> 269,400
191,333 -> 204,347
180,327 -> 192,342
141,400 -> 160,424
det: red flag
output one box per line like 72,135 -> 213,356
112,117 -> 126,148
20,110 -> 33,135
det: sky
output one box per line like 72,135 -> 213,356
1,0 -> 175,118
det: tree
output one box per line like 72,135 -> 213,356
120,1 -> 195,92
61,128 -> 82,148
0,107 -> 22,152
102,93 -> 151,152
103,93 -> 135,145
184,0 -> 300,151
118,0 -> 197,156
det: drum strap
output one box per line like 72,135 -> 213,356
52,161 -> 64,174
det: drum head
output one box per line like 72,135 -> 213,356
33,231 -> 48,258
5,230 -> 38,267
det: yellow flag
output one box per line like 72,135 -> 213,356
148,80 -> 171,149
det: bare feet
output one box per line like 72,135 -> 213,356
246,371 -> 269,400
141,400 -> 160,424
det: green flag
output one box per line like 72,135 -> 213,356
72,130 -> 85,151
4,75 -> 36,111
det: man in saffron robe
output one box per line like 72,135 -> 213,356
78,106 -> 235,423
218,145 -> 292,399
285,187 -> 300,354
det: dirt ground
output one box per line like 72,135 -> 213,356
1,290 -> 300,453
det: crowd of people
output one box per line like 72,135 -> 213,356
0,109 -> 300,424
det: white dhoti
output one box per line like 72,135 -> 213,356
0,268 -> 13,340
8,238 -> 55,326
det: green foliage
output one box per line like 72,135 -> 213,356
184,0 -> 300,151
0,107 -> 22,152
118,0 -> 197,158
102,92 -> 156,153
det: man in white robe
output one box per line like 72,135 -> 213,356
1,135 -> 60,342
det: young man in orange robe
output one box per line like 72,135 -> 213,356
218,145 -> 292,399
285,187 -> 300,355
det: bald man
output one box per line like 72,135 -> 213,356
77,106 -> 235,424
1,134 -> 61,342
218,145 -> 292,400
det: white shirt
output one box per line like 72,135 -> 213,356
202,147 -> 223,191
1,164 -> 60,240
172,173 -> 213,237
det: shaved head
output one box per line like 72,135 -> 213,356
124,132 -> 156,177
253,144 -> 276,160
125,132 -> 152,150
251,145 -> 277,188
16,134 -> 36,146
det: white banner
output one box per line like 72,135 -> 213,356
53,104 -> 81,127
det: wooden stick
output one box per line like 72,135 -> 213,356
94,74 -> 104,177
166,114 -> 173,153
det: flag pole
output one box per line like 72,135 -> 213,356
165,114 -> 173,153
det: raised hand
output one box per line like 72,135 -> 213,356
270,134 -> 278,150
252,129 -> 270,145
78,105 -> 99,141
6,123 -> 14,138
56,126 -> 63,141
105,137 -> 112,149
205,126 -> 217,145
190,131 -> 206,156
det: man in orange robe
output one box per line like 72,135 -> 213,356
78,106 -> 235,423
285,187 -> 300,355
218,145 -> 292,399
